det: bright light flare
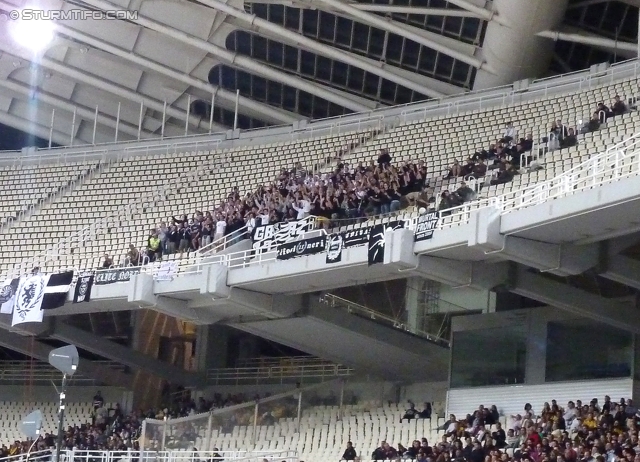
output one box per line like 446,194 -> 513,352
9,10 -> 55,53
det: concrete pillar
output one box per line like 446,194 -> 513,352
474,0 -> 570,89
405,277 -> 422,332
524,310 -> 547,385
195,325 -> 233,370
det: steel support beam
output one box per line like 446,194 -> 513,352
348,5 -> 485,17
599,255 -> 640,290
52,24 -> 301,125
0,46 -> 207,133
537,29 -> 638,54
0,77 -> 152,140
49,320 -> 205,387
312,0 -> 487,70
75,0 -> 373,112
0,327 -> 133,388
511,266 -> 640,335
193,0 -> 446,98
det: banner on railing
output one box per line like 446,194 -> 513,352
325,234 -> 343,264
95,267 -> 141,285
73,274 -> 94,303
253,220 -> 315,252
367,220 -> 407,266
414,212 -> 439,242
155,261 -> 178,282
277,236 -> 326,260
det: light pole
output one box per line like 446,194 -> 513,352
48,345 -> 80,462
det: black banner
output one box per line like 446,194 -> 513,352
367,224 -> 386,266
325,234 -> 343,264
277,236 -> 327,260
341,227 -> 372,248
95,267 -> 141,285
73,275 -> 94,303
414,212 -> 439,241
253,220 -> 315,252
341,220 -> 407,248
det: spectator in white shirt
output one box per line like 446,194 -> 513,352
504,122 -> 516,142
214,219 -> 227,241
292,195 -> 311,219
564,401 -> 578,424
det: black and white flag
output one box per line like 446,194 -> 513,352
12,271 -> 74,326
0,278 -> 20,314
414,212 -> 439,242
367,224 -> 386,266
73,274 -> 94,303
326,234 -> 343,264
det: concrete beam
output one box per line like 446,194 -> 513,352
0,328 -> 133,388
412,257 -> 509,290
510,266 -> 640,334
49,320 -> 205,386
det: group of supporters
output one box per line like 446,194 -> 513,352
340,395 -> 639,462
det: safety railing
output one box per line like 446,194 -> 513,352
236,355 -> 336,368
1,59 -> 638,167
319,294 -> 450,347
206,363 -> 353,385
15,450 -> 300,462
0,450 -> 53,462
198,225 -> 250,256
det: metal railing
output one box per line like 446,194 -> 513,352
0,450 -> 299,462
319,294 -> 450,347
236,356 -> 335,368
1,59 -> 638,166
206,363 -> 353,385
0,360 -> 126,384
0,450 -> 53,462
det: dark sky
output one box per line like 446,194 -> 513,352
0,122 -> 52,151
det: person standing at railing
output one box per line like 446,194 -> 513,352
200,220 -> 213,247
167,224 -> 179,255
147,232 -> 161,263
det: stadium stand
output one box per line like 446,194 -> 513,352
2,392 -> 636,462
0,75 -> 638,278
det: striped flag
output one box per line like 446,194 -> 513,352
12,271 -> 74,326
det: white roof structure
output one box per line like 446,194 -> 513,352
0,0 -> 637,147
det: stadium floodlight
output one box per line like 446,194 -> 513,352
48,345 -> 79,462
21,410 -> 43,461
9,10 -> 55,54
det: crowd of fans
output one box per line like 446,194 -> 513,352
0,390 -> 270,457
339,395 -> 640,462
97,92 -> 631,268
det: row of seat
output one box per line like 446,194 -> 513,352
0,76 -> 637,276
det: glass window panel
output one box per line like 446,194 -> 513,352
451,61 -> 470,85
298,92 -> 313,117
284,7 -> 300,29
284,46 -> 298,70
461,18 -> 481,41
267,41 -> 284,66
418,48 -> 437,73
252,3 -> 268,18
402,41 -> 420,68
253,36 -> 268,61
546,320 -> 632,381
386,35 -> 404,62
335,17 -> 352,45
313,98 -> 329,119
444,16 -> 462,35
302,9 -> 319,36
266,82 -> 282,105
352,23 -> 369,52
252,77 -> 267,100
451,325 -> 527,388
363,72 -> 379,96
319,11 -> 335,41
268,5 -> 285,25
282,87 -> 297,112
395,86 -> 413,105
347,67 -> 365,92
316,56 -> 332,81
368,28 -> 385,57
435,53 -> 454,78
300,50 -> 315,75
379,80 -> 396,102
331,61 -> 348,87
